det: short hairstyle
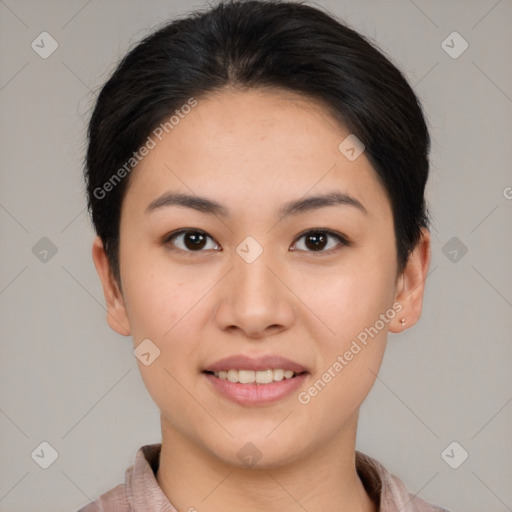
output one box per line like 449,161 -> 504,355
84,0 -> 431,286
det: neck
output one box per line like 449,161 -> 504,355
156,416 -> 377,512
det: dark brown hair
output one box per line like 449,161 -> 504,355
84,0 -> 430,286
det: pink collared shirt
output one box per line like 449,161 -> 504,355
76,443 -> 450,512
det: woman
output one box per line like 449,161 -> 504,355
78,1 -> 448,510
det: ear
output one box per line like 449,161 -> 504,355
389,227 -> 431,333
91,236 -> 131,336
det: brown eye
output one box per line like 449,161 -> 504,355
165,230 -> 220,252
292,230 -> 348,253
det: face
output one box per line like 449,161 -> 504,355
93,87 -> 430,469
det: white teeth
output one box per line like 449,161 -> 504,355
239,370 -> 255,384
256,370 -> 273,384
211,368 -> 299,384
273,368 -> 284,381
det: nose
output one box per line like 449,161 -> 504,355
214,245 -> 296,339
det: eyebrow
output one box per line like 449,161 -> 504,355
145,191 -> 368,218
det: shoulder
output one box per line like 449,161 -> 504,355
74,443 -> 165,512
355,451 -> 451,512
75,482 -> 129,511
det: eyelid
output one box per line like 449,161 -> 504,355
163,228 -> 221,254
163,227 -> 351,254
291,229 -> 351,253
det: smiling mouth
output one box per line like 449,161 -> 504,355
202,369 -> 308,384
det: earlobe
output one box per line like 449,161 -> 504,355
389,227 -> 431,333
91,236 -> 131,336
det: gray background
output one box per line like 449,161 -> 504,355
1,1 -> 511,511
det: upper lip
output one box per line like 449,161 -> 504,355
203,354 -> 309,373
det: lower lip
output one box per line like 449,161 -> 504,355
203,372 -> 309,406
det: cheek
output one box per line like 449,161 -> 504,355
123,273 -> 178,340
311,281 -> 392,393
305,259 -> 396,345
122,257 -> 206,414
300,243 -> 397,401
120,245 -> 195,339
120,250 -> 213,376
297,272 -> 393,429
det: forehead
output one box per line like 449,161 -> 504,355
122,87 -> 390,220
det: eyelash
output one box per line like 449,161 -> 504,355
162,228 -> 351,255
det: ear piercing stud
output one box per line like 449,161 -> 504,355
400,318 -> 406,327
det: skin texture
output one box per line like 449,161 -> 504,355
92,87 -> 430,512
